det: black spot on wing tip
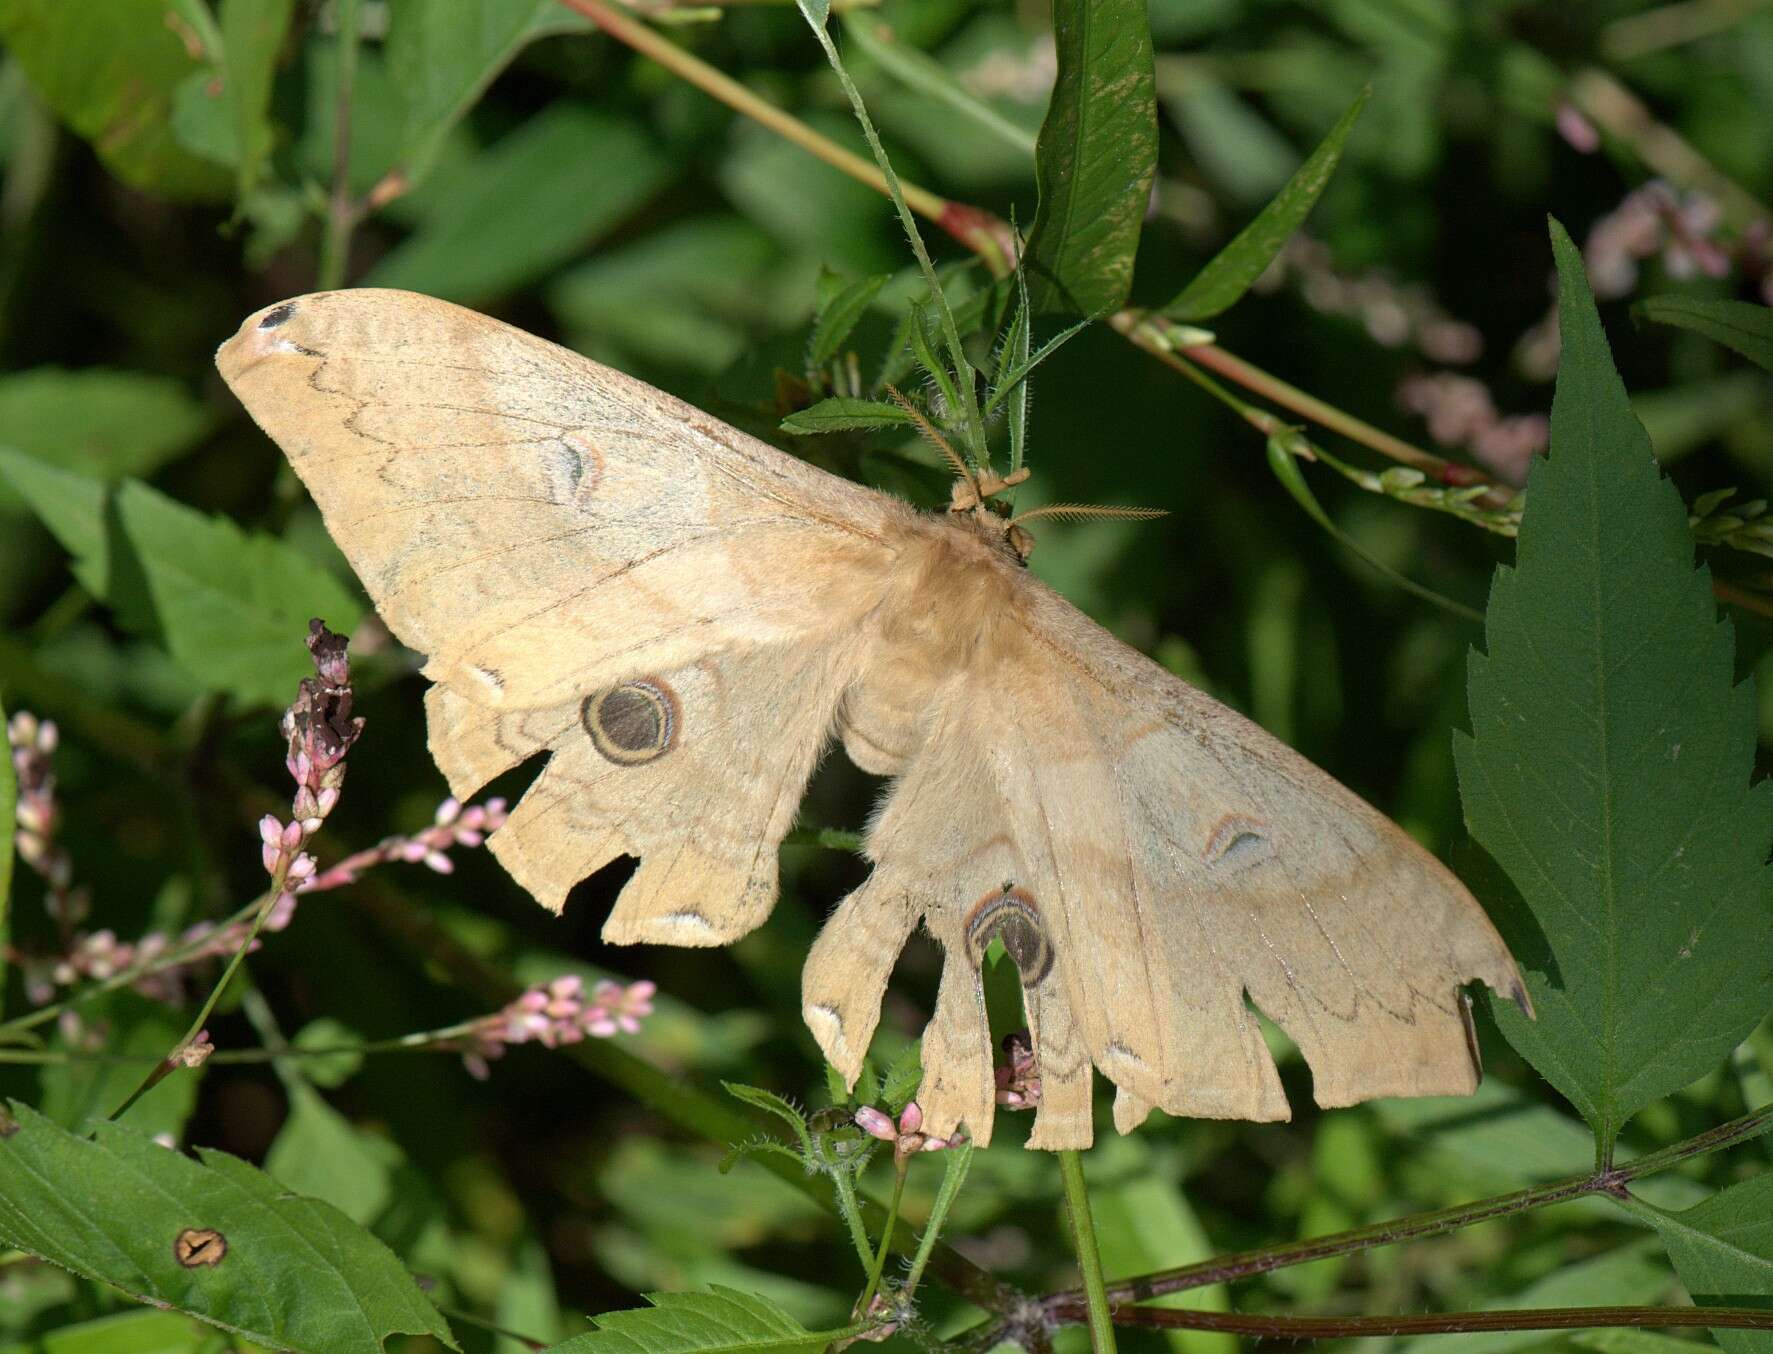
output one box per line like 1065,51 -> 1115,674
258,302 -> 297,330
1509,979 -> 1535,1019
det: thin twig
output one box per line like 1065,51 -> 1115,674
1047,1301 -> 1773,1339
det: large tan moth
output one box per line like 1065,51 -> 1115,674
217,288 -> 1527,1150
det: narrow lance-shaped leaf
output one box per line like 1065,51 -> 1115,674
1166,87 -> 1370,322
1645,1172 -> 1773,1354
0,1103 -> 456,1353
545,1285 -> 860,1354
1454,219 -> 1773,1163
781,399 -> 918,434
1023,0 -> 1157,317
1635,295 -> 1773,376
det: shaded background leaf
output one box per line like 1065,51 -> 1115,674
1647,1172 -> 1773,1354
1636,296 -> 1773,376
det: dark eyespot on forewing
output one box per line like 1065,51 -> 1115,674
582,677 -> 679,765
258,302 -> 297,330
964,885 -> 1054,986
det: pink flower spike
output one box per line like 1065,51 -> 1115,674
854,1106 -> 896,1141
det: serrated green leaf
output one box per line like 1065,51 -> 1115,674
0,368 -> 213,510
365,105 -> 668,306
1165,87 -> 1369,321
0,0 -> 229,199
1454,220 -> 1773,1162
807,273 -> 889,371
1636,295 -> 1773,375
780,398 -> 917,434
0,1102 -> 455,1352
1023,0 -> 1156,317
1645,1173 -> 1773,1354
113,479 -> 364,707
385,0 -> 592,192
545,1284 -> 856,1354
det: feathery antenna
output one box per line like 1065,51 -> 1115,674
1008,504 -> 1170,527
884,384 -> 976,490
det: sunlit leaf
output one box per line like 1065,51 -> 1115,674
0,0 -> 229,198
1455,221 -> 1773,1161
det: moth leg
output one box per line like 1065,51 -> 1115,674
801,877 -> 920,1086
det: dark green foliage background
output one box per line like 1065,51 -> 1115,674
1,1 -> 1771,1350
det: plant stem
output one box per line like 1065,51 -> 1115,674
1045,1099 -> 1773,1310
1048,1301 -> 1773,1339
106,869 -> 291,1121
1058,1150 -> 1117,1354
316,0 -> 360,291
904,1142 -> 973,1299
857,1157 -> 908,1317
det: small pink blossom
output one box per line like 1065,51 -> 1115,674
461,974 -> 655,1072
854,1100 -> 965,1158
995,1030 -> 1042,1110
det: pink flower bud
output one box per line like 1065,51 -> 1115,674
435,797 -> 461,825
897,1101 -> 923,1135
854,1106 -> 896,1141
259,815 -> 284,846
400,840 -> 428,862
285,853 -> 316,882
423,851 -> 453,874
549,975 -> 584,999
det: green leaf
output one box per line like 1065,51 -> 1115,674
0,0 -> 229,199
0,368 -> 214,510
292,1017 -> 367,1089
544,1285 -> 857,1354
807,273 -> 889,371
113,478 -> 365,707
217,0 -> 294,194
0,450 -> 144,620
1023,0 -> 1156,317
0,1309 -> 225,1353
720,1082 -> 812,1158
1165,87 -> 1369,321
1454,220 -> 1773,1162
264,1083 -> 401,1227
365,105 -> 668,306
1636,296 -> 1773,375
1645,1173 -> 1773,1354
0,1102 -> 456,1352
780,398 -> 917,434
385,0 -> 592,192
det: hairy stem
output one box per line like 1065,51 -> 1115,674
1048,1301 -> 1773,1339
857,1157 -> 908,1317
1046,1100 -> 1773,1310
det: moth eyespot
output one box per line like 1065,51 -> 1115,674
1203,814 -> 1272,873
257,302 -> 296,330
551,434 -> 604,507
582,677 -> 680,765
964,885 -> 1054,987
